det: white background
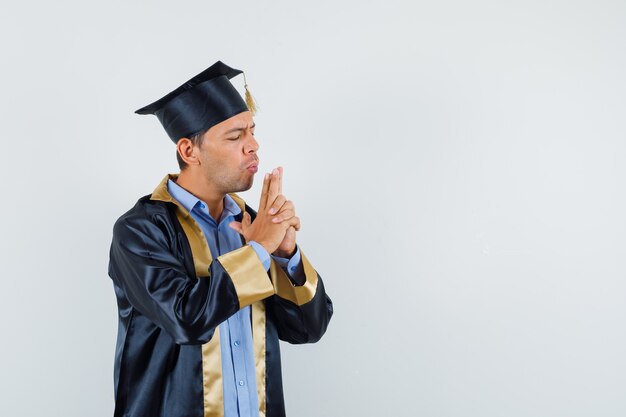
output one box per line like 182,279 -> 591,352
1,1 -> 625,416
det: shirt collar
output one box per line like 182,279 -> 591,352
167,178 -> 242,220
150,173 -> 248,216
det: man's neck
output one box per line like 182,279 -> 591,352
175,170 -> 225,221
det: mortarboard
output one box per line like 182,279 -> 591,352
135,60 -> 258,143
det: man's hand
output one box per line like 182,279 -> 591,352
266,167 -> 299,257
229,166 -> 300,255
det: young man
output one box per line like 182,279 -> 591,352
107,61 -> 333,417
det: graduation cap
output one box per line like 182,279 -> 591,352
135,60 -> 258,144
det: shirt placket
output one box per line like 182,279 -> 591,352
217,214 -> 253,417
169,184 -> 260,417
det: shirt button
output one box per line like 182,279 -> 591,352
290,266 -> 296,271
233,340 -> 240,347
199,203 -> 205,209
238,380 -> 245,386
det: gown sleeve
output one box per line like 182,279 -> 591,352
270,245 -> 306,286
108,207 -> 275,345
266,248 -> 334,344
244,205 -> 334,344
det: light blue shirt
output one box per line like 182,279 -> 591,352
167,179 -> 304,417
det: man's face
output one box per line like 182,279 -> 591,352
195,111 -> 259,193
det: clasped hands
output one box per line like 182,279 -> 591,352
229,166 -> 300,258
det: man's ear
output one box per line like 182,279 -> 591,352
177,137 -> 199,166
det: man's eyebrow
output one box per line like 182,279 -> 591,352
223,123 -> 256,135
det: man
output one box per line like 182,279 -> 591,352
107,61 -> 333,417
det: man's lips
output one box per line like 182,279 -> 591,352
246,161 -> 259,173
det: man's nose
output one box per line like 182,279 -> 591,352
244,132 -> 259,153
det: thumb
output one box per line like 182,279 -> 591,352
229,220 -> 243,234
230,213 -> 252,235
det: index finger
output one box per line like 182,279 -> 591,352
259,172 -> 271,210
267,168 -> 281,207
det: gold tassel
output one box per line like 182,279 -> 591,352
243,72 -> 259,116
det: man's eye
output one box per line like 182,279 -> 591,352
228,136 -> 240,141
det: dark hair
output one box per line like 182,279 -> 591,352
176,128 -> 208,170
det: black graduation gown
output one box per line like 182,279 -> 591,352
107,173 -> 333,417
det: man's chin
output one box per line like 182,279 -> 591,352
231,178 -> 254,193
